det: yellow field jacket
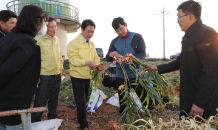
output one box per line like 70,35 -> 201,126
67,34 -> 100,79
35,35 -> 63,75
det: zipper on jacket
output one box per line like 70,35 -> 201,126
0,31 -> 5,36
52,39 -> 57,74
125,38 -> 127,50
89,41 -> 91,60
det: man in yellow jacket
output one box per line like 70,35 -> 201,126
67,19 -> 100,130
32,17 -> 63,122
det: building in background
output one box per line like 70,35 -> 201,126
6,0 -> 80,59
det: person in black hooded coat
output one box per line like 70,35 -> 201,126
0,5 -> 48,128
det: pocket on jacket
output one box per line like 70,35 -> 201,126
79,48 -> 88,59
41,57 -> 54,72
40,44 -> 52,56
91,48 -> 97,59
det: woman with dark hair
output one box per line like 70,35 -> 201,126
0,5 -> 48,130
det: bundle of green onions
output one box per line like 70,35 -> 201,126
90,62 -> 105,90
89,54 -> 173,123
116,53 -> 173,121
125,53 -> 172,100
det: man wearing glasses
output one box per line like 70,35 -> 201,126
67,19 -> 100,130
32,17 -> 63,122
146,0 -> 218,119
106,17 -> 148,122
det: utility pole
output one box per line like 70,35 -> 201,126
156,6 -> 169,60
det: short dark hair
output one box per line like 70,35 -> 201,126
0,10 -> 17,23
112,17 -> 125,30
177,0 -> 202,20
81,19 -> 95,30
12,5 -> 49,37
48,17 -> 56,23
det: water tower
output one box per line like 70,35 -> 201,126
6,0 -> 81,59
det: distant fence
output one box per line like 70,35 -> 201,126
6,0 -> 79,22
145,58 -> 170,61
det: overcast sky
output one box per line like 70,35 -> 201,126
1,0 -> 218,58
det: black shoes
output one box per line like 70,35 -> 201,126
78,126 -> 91,130
76,117 -> 90,124
76,117 -> 91,130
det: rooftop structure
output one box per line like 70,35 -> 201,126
7,0 -> 81,59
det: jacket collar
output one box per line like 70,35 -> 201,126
46,33 -> 54,40
81,33 -> 88,42
0,27 -> 6,36
120,29 -> 129,38
185,19 -> 202,36
42,34 -> 56,40
34,39 -> 37,44
78,34 -> 91,44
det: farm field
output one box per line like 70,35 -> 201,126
44,60 -> 184,130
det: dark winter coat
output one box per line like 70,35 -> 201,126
157,19 -> 218,118
0,32 -> 41,125
0,27 -> 6,41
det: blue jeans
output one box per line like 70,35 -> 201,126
0,123 -> 22,130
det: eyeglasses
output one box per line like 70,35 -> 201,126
48,26 -> 57,29
177,14 -> 188,21
115,26 -> 125,33
85,30 -> 94,34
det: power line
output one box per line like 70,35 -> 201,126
155,6 -> 169,60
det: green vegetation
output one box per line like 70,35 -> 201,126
59,77 -> 75,108
146,60 -> 180,87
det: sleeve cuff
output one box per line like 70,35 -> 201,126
81,60 -> 86,66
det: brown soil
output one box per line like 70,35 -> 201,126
39,98 -> 180,130
40,100 -> 123,130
